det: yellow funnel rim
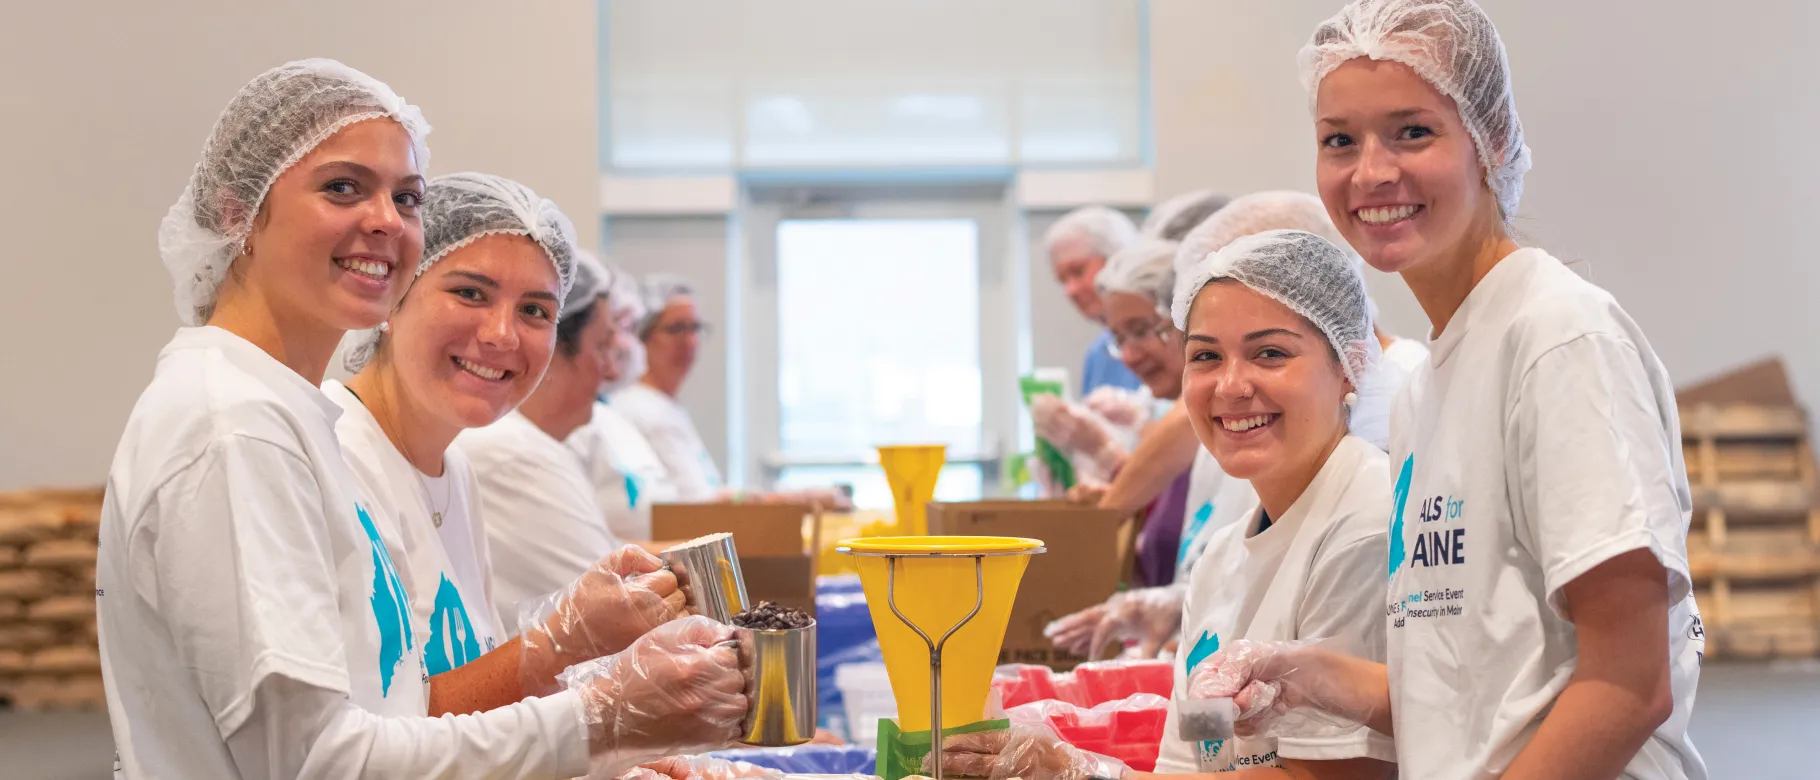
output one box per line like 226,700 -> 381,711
837,535 -> 1043,554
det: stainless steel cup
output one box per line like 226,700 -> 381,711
737,620 -> 818,747
661,533 -> 750,624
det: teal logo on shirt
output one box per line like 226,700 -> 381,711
1178,500 -> 1213,562
425,574 -> 483,676
1184,631 -> 1225,768
357,504 -> 414,696
1388,455 -> 1414,578
624,473 -> 642,509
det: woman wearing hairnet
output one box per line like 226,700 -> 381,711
96,61 -> 744,779
1047,191 -> 1423,661
933,231 -> 1397,780
330,172 -> 737,728
565,252 -> 683,543
1190,2 -> 1706,778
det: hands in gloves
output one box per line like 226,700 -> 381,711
1029,396 -> 1125,475
521,546 -> 688,693
619,755 -> 776,780
1044,586 -> 1184,660
924,725 -> 1128,780
567,616 -> 749,776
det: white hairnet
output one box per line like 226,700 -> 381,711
420,172 -> 578,303
341,171 -> 580,372
598,255 -> 649,394
1172,229 -> 1380,390
1173,191 -> 1386,327
1299,0 -> 1531,220
160,58 -> 431,326
1140,190 -> 1231,242
637,274 -> 696,339
1094,239 -> 1180,318
1043,206 -> 1140,263
565,248 -> 611,316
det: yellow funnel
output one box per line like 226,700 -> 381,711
877,445 -> 947,535
840,536 -> 1043,731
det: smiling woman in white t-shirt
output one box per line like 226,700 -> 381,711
1192,3 -> 1707,779
932,232 -> 1397,780
332,172 -> 693,718
98,61 -> 747,780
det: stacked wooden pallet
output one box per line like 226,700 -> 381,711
0,487 -> 103,710
1680,359 -> 1820,659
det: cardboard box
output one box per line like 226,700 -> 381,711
652,503 -> 822,617
926,500 -> 1133,670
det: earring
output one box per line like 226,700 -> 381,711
1344,391 -> 1358,407
378,321 -> 390,333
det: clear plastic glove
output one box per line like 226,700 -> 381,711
1043,603 -> 1107,656
1183,638 -> 1377,740
924,724 -> 1128,780
520,546 -> 688,694
566,616 -> 750,777
1047,586 -> 1184,661
1083,387 -> 1147,430
620,755 -> 777,780
1029,396 -> 1125,474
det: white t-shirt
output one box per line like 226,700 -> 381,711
610,383 -> 723,502
324,380 -> 503,677
1385,249 -> 1706,780
566,401 -> 681,542
458,411 -> 621,625
1350,338 -> 1427,452
97,327 -> 587,779
1174,450 -> 1255,583
1158,435 -> 1396,772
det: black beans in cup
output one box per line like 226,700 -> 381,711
731,601 -> 812,630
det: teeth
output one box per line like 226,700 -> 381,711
1358,205 -> 1418,224
456,357 -> 505,381
1221,415 -> 1272,432
337,257 -> 392,280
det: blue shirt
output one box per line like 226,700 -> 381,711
1081,330 -> 1144,395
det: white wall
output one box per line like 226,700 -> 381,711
0,1 -> 600,490
1149,0 -> 1820,418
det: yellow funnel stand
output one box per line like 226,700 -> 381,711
877,445 -> 947,535
838,536 -> 1044,756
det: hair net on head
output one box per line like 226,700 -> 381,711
419,172 -> 578,304
1174,191 -> 1351,292
637,275 -> 696,339
599,256 -> 649,395
1171,229 -> 1380,389
1043,206 -> 1140,263
565,249 -> 611,316
1095,239 -> 1180,318
1299,0 -> 1531,220
341,171 -> 579,372
161,58 -> 431,326
1140,190 -> 1231,242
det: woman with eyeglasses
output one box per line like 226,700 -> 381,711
608,275 -> 723,503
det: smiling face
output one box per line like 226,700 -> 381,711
233,118 -> 426,331
1103,290 -> 1184,399
377,233 -> 563,431
1313,58 -> 1505,277
1181,281 -> 1352,487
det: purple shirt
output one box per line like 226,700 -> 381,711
1134,467 -> 1192,587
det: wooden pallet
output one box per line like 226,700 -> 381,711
0,487 -> 103,711
1679,399 -> 1820,659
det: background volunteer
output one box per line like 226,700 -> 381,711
610,275 -> 726,501
1042,205 -> 1145,395
1189,2 -> 1707,778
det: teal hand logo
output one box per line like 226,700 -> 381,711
624,473 -> 642,509
1388,455 -> 1413,578
425,575 -> 482,675
1178,501 -> 1214,561
356,505 -> 414,696
1184,630 -> 1221,676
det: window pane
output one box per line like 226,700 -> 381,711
776,219 -> 981,461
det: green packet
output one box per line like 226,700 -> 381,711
876,718 -> 1010,780
1017,376 -> 1077,490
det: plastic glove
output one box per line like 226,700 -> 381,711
620,755 -> 777,780
520,546 -> 688,694
1083,387 -> 1147,430
1184,638 -> 1376,740
924,724 -> 1128,780
1029,396 -> 1125,474
1044,586 -> 1183,660
1043,603 -> 1106,656
566,616 -> 749,777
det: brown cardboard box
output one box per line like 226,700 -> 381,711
652,503 -> 822,617
926,500 -> 1133,671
